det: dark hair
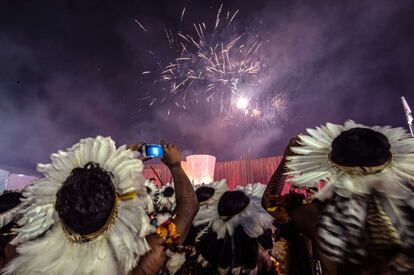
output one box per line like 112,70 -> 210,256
162,186 -> 175,197
196,186 -> 215,203
218,191 -> 250,217
0,191 -> 22,261
149,178 -> 157,182
0,192 -> 22,214
55,162 -> 116,236
330,128 -> 391,167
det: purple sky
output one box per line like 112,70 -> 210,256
1,0 -> 413,169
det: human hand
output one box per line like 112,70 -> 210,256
160,140 -> 182,168
128,142 -> 152,162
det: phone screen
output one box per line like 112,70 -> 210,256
143,144 -> 164,158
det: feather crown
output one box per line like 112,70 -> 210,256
4,136 -> 152,275
287,120 -> 414,197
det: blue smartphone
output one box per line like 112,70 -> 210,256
142,144 -> 164,158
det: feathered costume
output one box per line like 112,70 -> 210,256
286,120 -> 414,272
3,136 -> 152,275
194,180 -> 229,228
195,183 -> 274,274
144,182 -> 186,275
143,179 -> 159,214
183,179 -> 228,248
156,184 -> 176,213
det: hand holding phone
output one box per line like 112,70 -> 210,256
142,144 -> 164,158
160,140 -> 182,168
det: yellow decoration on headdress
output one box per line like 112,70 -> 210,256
329,153 -> 392,175
118,191 -> 137,201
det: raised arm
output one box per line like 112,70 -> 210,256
262,138 -> 298,213
160,140 -> 199,239
132,140 -> 198,275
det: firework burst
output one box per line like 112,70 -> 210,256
138,4 -> 263,113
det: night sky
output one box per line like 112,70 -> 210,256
1,0 -> 414,170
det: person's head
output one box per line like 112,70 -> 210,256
149,178 -> 157,183
330,128 -> 391,167
196,186 -> 215,204
218,191 -> 250,218
162,186 -> 175,198
55,162 -> 116,236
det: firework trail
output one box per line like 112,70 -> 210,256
134,19 -> 148,33
180,7 -> 186,23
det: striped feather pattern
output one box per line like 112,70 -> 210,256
318,191 -> 414,267
317,194 -> 367,264
365,196 -> 401,262
194,184 -> 273,274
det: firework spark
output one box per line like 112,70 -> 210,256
180,7 -> 186,23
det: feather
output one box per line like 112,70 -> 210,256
299,135 -> 327,149
94,136 -> 116,165
50,150 -> 75,175
103,145 -> 132,172
4,224 -> 119,275
306,127 -> 333,146
118,200 -> 151,238
0,205 -> 20,229
79,137 -> 95,166
36,163 -> 66,182
165,250 -> 186,274
324,122 -> 343,138
12,204 -> 56,244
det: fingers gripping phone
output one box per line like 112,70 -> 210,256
141,144 -> 164,158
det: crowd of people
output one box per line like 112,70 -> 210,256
0,120 -> 413,275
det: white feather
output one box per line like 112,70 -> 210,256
4,224 -> 118,275
165,250 -> 186,274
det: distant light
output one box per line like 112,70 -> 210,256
236,97 -> 249,110
17,174 -> 25,177
252,109 -> 261,117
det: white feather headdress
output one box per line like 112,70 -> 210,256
143,179 -> 159,214
193,179 -> 228,227
287,120 -> 414,198
156,183 -> 176,212
4,136 -> 152,275
208,183 -> 273,239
